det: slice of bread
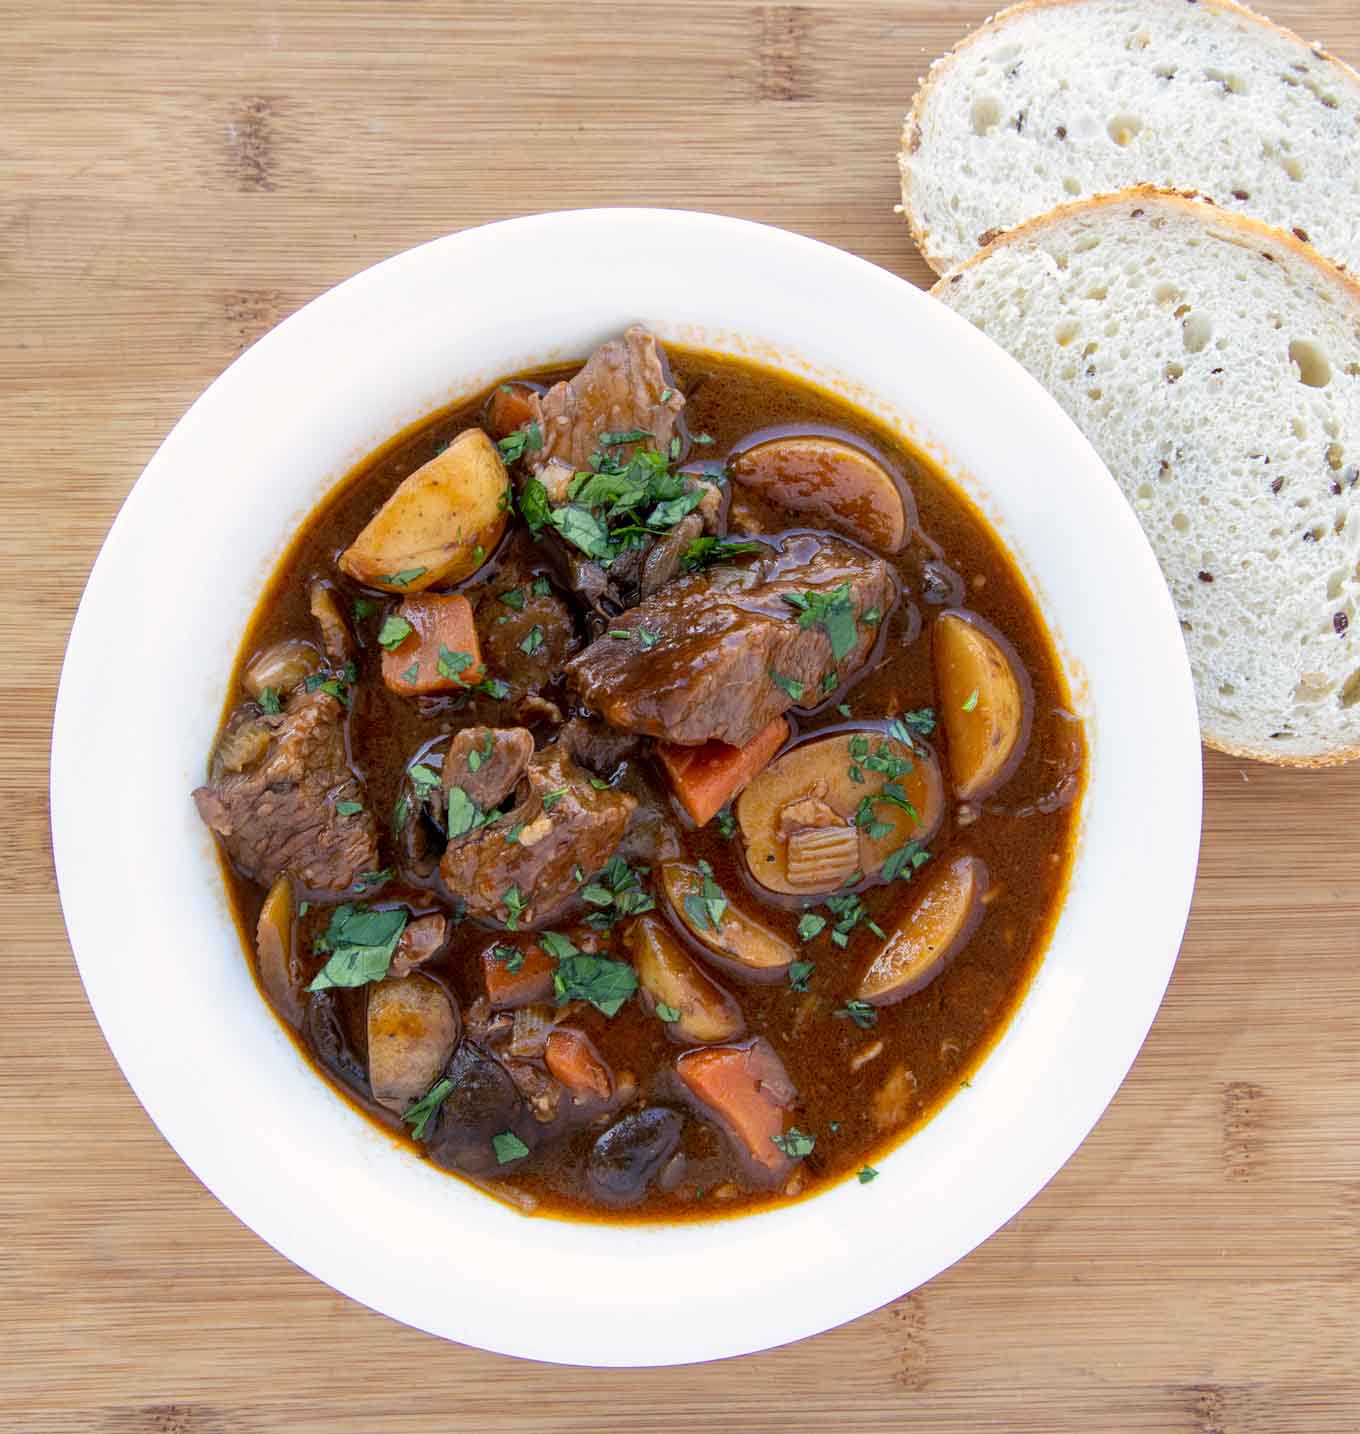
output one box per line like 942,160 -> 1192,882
934,189 -> 1360,765
900,0 -> 1360,275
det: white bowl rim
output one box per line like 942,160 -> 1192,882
51,207 -> 1202,1366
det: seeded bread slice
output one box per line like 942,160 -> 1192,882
900,0 -> 1360,275
934,189 -> 1360,765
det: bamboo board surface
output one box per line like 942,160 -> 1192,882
3,1 -> 1359,1429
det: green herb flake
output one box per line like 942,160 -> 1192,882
401,663 -> 420,684
837,703 -> 852,718
403,1078 -> 453,1141
834,1000 -> 878,1030
519,625 -> 545,657
636,625 -> 660,650
307,905 -> 408,991
258,686 -> 282,715
788,960 -> 816,992
353,597 -> 377,621
782,583 -> 858,660
501,884 -> 526,930
356,868 -> 393,890
655,1002 -> 682,1023
541,787 -> 568,811
445,786 -> 482,838
477,677 -> 511,700
599,427 -> 652,446
771,1128 -> 816,1159
492,1130 -> 530,1165
589,777 -> 610,790
861,607 -> 882,625
962,689 -> 979,712
531,576 -> 551,597
715,806 -> 736,839
335,800 -> 363,817
377,614 -> 413,651
519,477 -> 552,534
681,537 -> 763,571
436,646 -> 474,684
391,795 -> 410,837
548,503 -> 614,561
882,842 -> 931,882
408,763 -> 441,798
379,567 -> 427,588
466,730 -> 494,773
797,913 -> 827,942
552,954 -> 638,1017
492,942 -> 525,972
498,587 -> 526,611
769,670 -> 806,702
537,931 -> 577,961
857,1166 -> 879,1184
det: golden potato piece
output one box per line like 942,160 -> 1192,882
628,914 -> 745,1043
367,974 -> 459,1113
728,435 -> 911,554
736,729 -> 944,895
933,611 -> 1029,800
857,853 -> 986,1005
339,427 -> 508,593
660,862 -> 795,980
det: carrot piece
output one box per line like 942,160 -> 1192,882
676,1037 -> 796,1177
481,941 -> 555,1009
657,716 -> 788,826
486,383 -> 537,439
545,1028 -> 614,1101
380,593 -> 485,696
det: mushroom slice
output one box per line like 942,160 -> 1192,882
736,729 -> 944,895
243,638 -> 321,700
255,873 -> 303,1025
933,611 -> 1030,800
660,862 -> 795,980
856,853 -> 987,1005
728,434 -> 912,554
367,974 -> 460,1112
627,914 -> 745,1043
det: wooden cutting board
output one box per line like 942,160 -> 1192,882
4,2 -> 1357,1429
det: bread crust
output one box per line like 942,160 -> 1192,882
931,187 -> 1360,767
899,0 -> 1360,275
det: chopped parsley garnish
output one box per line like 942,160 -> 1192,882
770,670 -> 806,702
445,785 -> 483,839
335,800 -> 363,817
863,741 -> 912,779
353,597 -> 377,621
715,805 -> 736,839
531,576 -> 551,597
646,489 -> 705,529
878,781 -> 920,822
782,583 -> 858,661
580,855 -> 654,929
496,421 -> 543,464
896,707 -> 936,738
853,795 -> 895,842
682,862 -> 727,933
401,662 -> 420,684
882,842 -> 931,882
857,1166 -> 879,1184
553,951 -> 638,1017
476,677 -> 510,700
519,625 -> 545,656
391,795 -> 409,836
962,689 -> 979,712
609,629 -> 630,640
519,477 -> 552,534
303,671 -> 349,704
504,822 -> 525,844
492,943 -> 525,972
691,431 -> 715,446
541,787 -> 568,810
356,867 -> 393,890
377,614 -> 413,650
681,537 -> 762,571
549,503 -> 614,561
379,567 -> 427,588
837,703 -> 852,718
771,1128 -> 816,1159
538,931 -> 577,961
436,646 -> 474,683
258,686 -> 281,715
834,1000 -> 878,1030
492,1131 -> 530,1164
501,884 -> 526,930
861,607 -> 882,625
636,625 -> 659,650
308,904 -> 407,991
599,427 -> 652,446
498,587 -> 526,611
408,763 -> 441,798
655,1002 -> 682,1023
797,913 -> 827,942
788,960 -> 816,992
820,671 -> 839,695
403,1079 -> 453,1141
824,892 -> 869,948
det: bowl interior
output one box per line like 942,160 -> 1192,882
51,209 -> 1201,1366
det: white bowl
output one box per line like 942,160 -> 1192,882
52,209 -> 1201,1366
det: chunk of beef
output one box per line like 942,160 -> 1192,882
441,726 -> 534,812
559,716 -> 642,779
529,325 -> 685,473
640,513 -> 703,598
565,534 -> 896,748
426,1039 -> 538,1176
389,913 -> 449,978
474,564 -> 579,700
193,690 -> 378,895
438,743 -> 635,927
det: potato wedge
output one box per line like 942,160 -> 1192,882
660,862 -> 795,980
736,728 -> 944,895
255,873 -> 303,1025
339,427 -> 508,593
856,853 -> 987,1005
367,974 -> 459,1112
933,611 -> 1029,800
627,914 -> 745,1043
676,1037 -> 797,1181
728,434 -> 912,554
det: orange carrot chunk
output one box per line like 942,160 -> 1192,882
380,593 -> 485,697
657,716 -> 788,826
481,941 -> 555,1009
545,1028 -> 614,1101
676,1037 -> 797,1179
485,382 -> 538,440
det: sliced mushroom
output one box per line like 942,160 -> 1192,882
676,1037 -> 797,1183
735,729 -> 944,895
660,862 -> 795,981
309,581 -> 353,663
933,612 -> 1030,800
728,434 -> 912,554
627,914 -> 745,1043
366,974 -> 460,1113
586,1107 -> 685,1206
255,872 -> 303,1025
242,638 -> 321,699
856,853 -> 987,1005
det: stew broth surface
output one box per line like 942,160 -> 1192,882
214,344 -> 1086,1223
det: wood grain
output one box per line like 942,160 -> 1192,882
3,0 -> 1358,1428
